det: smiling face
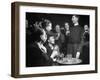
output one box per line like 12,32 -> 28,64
48,36 -> 55,44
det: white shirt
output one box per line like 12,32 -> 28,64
74,22 -> 79,26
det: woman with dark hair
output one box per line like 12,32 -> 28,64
26,26 -> 53,67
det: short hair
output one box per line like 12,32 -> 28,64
48,35 -> 54,40
64,22 -> 69,24
73,15 -> 80,19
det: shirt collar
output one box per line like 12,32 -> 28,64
74,23 -> 79,26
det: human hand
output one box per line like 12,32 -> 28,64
76,52 -> 80,59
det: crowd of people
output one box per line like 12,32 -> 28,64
26,15 -> 90,67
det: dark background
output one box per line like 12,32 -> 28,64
26,12 -> 90,65
26,12 -> 90,29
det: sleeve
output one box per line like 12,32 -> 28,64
61,33 -> 65,43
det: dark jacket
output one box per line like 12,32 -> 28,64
55,32 -> 65,48
69,25 -> 83,44
46,44 -> 53,57
26,42 -> 53,67
80,32 -> 90,64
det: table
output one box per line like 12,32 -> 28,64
56,57 -> 82,65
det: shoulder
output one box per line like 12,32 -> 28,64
77,25 -> 84,30
45,44 -> 49,50
28,42 -> 41,53
30,42 -> 38,49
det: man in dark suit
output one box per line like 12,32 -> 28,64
46,35 -> 60,61
46,36 -> 55,57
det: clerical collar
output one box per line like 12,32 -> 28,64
74,23 -> 79,26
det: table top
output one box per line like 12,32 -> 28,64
56,57 -> 82,64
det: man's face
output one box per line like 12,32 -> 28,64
46,23 -> 52,31
72,16 -> 78,24
48,36 -> 55,44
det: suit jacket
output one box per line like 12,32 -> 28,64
55,32 -> 65,49
46,44 -> 53,57
26,42 -> 53,67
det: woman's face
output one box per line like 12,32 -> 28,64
55,25 -> 60,33
65,23 -> 69,30
40,30 -> 47,43
84,25 -> 89,31
46,23 -> 52,31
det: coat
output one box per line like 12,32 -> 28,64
26,42 -> 53,67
